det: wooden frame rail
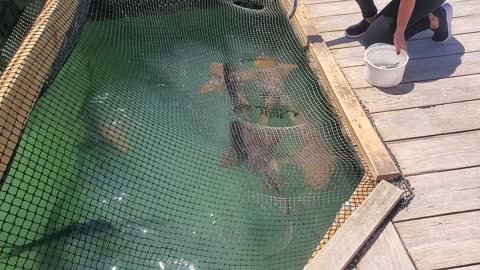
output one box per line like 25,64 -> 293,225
305,181 -> 403,270
0,0 -> 81,179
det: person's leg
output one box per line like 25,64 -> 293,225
363,15 -> 395,48
404,17 -> 431,40
430,2 -> 453,42
363,0 -> 450,47
345,0 -> 378,38
404,0 -> 446,40
410,0 -> 446,22
355,0 -> 377,19
361,0 -> 399,46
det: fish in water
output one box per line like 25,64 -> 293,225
224,63 -> 251,115
221,121 -> 295,254
198,62 -> 255,94
252,56 -> 298,125
198,57 -> 297,93
0,219 -> 114,259
278,121 -> 335,191
98,120 -> 130,153
198,62 -> 252,115
198,62 -> 227,95
198,57 -> 298,123
297,126 -> 336,191
220,120 -> 283,192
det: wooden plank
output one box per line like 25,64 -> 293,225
395,211 -> 480,270
322,15 -> 480,50
316,14 -> 367,33
334,32 -> 480,68
388,130 -> 480,176
0,0 -> 81,179
311,175 -> 376,256
372,99 -> 480,141
303,0 -> 349,5
356,222 -> 415,270
291,7 -> 400,181
315,0 -> 479,32
331,17 -> 480,61
343,51 -> 480,89
354,75 -> 480,113
395,167 -> 480,222
306,0 -> 390,18
453,265 -> 480,270
322,29 -> 437,50
305,181 -> 403,270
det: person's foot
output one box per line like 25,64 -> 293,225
345,19 -> 371,38
432,3 -> 453,43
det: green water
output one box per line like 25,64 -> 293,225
0,2 -> 363,269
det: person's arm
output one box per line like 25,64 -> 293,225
394,0 -> 415,53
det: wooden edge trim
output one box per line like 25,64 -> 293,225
0,0 -> 81,179
282,1 -> 400,182
310,174 -> 375,256
304,181 -> 403,270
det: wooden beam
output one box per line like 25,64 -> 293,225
356,222 -> 415,270
304,181 -> 403,270
289,6 -> 400,181
0,0 -> 81,179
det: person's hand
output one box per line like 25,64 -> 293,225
393,30 -> 407,54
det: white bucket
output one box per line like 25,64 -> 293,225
364,43 -> 409,88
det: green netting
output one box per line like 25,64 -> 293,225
0,0 -> 365,269
0,0 -> 47,73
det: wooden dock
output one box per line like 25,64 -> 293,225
299,0 -> 480,269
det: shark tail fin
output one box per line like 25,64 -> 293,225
219,148 -> 239,168
198,81 -> 224,95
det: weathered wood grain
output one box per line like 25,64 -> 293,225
314,0 -> 479,32
306,0 -> 390,18
300,1 -> 480,269
303,0 -> 349,5
334,32 -> 480,68
343,51 -> 480,89
395,167 -> 480,222
388,130 -> 480,175
322,15 -> 480,50
356,222 -> 415,270
0,0 -> 81,179
372,99 -> 480,141
395,211 -> 480,270
306,0 -> 466,19
305,181 -> 403,270
453,265 -> 480,270
354,74 -> 480,113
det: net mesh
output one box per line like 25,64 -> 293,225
0,0 -> 48,73
0,0 -> 373,269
